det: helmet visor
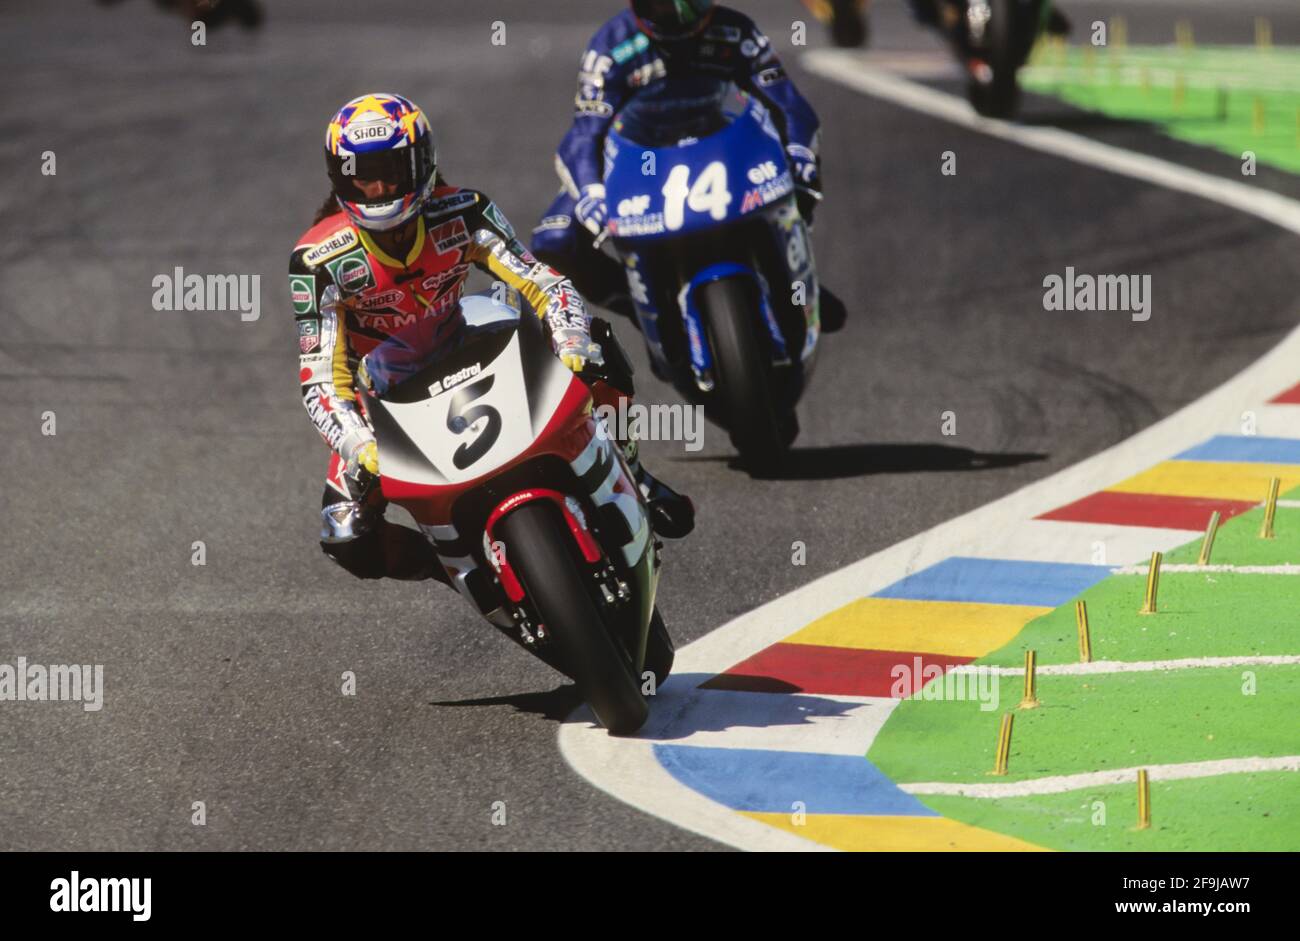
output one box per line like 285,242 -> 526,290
632,0 -> 714,39
325,145 -> 426,206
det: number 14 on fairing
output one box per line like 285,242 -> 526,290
661,161 -> 731,231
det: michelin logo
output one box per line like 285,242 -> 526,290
302,229 -> 358,267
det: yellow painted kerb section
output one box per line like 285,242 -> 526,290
1109,460 -> 1300,502
744,812 -> 1049,852
784,597 -> 1051,659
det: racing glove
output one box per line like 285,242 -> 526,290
342,434 -> 379,483
786,144 -> 823,228
574,184 -> 609,238
553,329 -> 605,374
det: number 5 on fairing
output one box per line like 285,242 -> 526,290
446,375 -> 501,469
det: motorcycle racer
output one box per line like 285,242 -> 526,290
291,93 -> 694,582
531,0 -> 847,333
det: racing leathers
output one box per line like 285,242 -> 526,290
291,185 -> 617,581
531,5 -> 825,317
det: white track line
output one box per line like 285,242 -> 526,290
1110,563 -> 1300,574
1215,405 -> 1300,438
559,56 -> 1300,852
800,50 -> 1300,237
949,654 -> 1300,677
957,518 -> 1198,566
902,756 -> 1300,798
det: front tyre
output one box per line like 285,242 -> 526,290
643,607 -> 675,692
497,501 -> 648,735
701,276 -> 789,469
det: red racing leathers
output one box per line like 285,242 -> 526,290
290,185 -> 605,570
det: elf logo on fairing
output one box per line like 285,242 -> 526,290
429,362 -> 481,397
50,871 -> 151,922
617,195 -> 652,217
748,161 -> 780,185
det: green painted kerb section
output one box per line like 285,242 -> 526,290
1021,45 -> 1300,174
867,500 -> 1300,850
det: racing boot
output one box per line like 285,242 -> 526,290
623,440 -> 695,539
819,285 -> 848,333
321,500 -> 450,584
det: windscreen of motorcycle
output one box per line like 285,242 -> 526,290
604,84 -> 791,242
366,299 -> 575,486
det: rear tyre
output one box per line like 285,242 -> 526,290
497,502 -> 648,735
968,0 -> 1022,118
700,276 -> 790,470
829,0 -> 868,48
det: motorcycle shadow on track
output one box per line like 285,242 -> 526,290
432,674 -> 875,741
691,442 -> 1047,481
430,685 -> 585,723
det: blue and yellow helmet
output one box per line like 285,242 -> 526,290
324,93 -> 437,231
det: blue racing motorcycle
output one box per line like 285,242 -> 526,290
601,77 -> 822,466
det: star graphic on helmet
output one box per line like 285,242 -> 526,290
346,94 -> 404,123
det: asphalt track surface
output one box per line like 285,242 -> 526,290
1,0 -> 1297,850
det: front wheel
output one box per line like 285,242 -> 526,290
644,608 -> 675,693
700,276 -> 790,470
496,501 -> 648,735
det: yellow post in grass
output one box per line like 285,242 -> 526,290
1139,551 -> 1162,615
1261,477 -> 1280,539
1140,67 -> 1151,96
1216,87 -> 1229,122
1137,769 -> 1152,829
1253,97 -> 1266,135
1197,510 -> 1221,566
1175,19 -> 1194,51
1111,15 -> 1128,51
991,712 -> 1014,775
1173,73 -> 1186,112
1019,650 -> 1040,709
1256,17 -> 1273,51
1075,601 -> 1092,663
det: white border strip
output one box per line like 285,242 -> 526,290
951,654 -> 1300,676
800,51 -> 1300,237
903,756 -> 1300,798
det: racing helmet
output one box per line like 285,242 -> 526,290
324,93 -> 437,231
631,0 -> 715,41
